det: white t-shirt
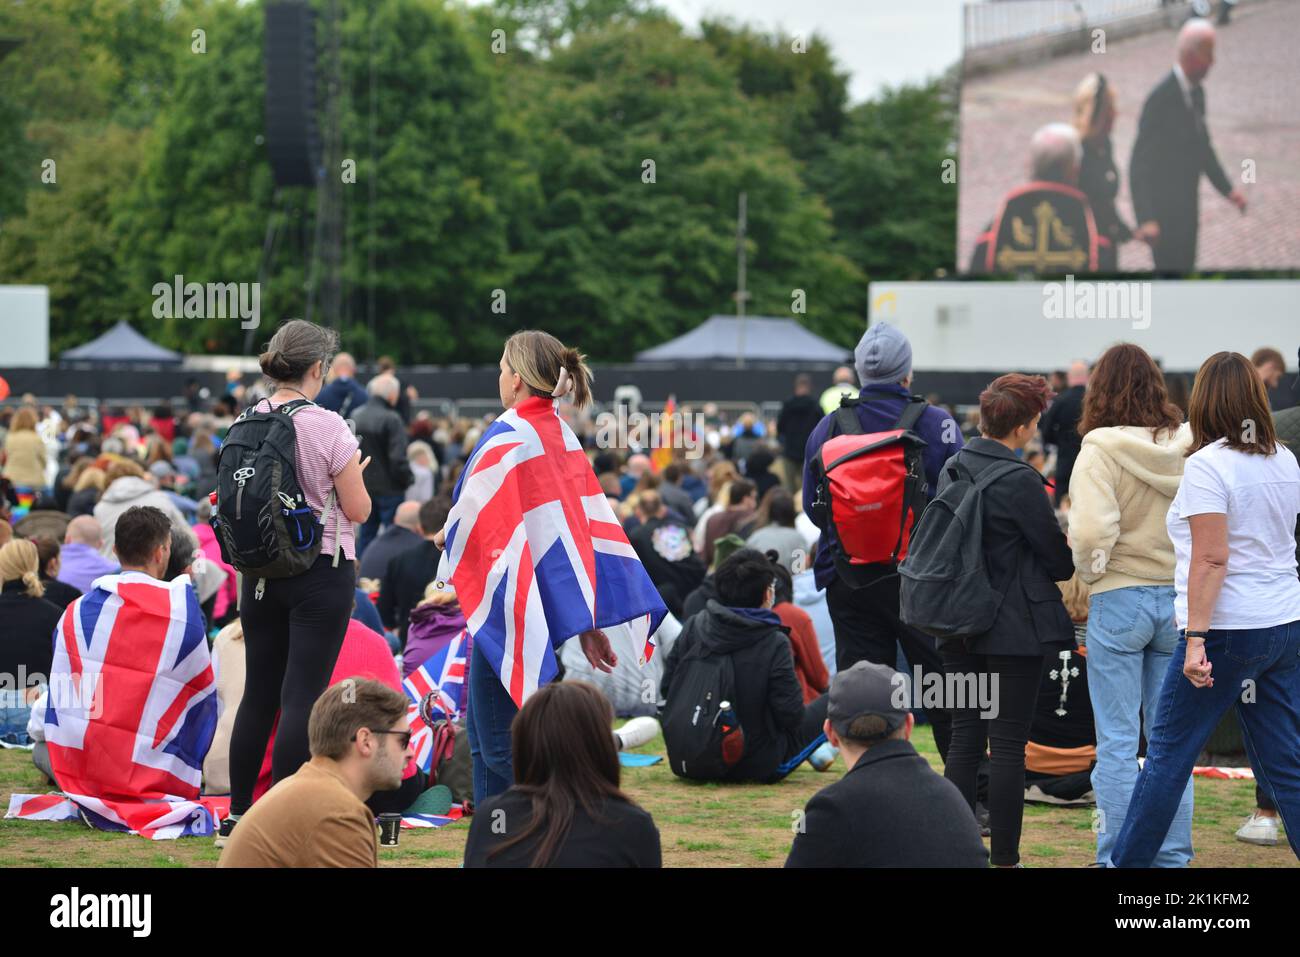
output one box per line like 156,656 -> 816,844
1166,439 -> 1300,630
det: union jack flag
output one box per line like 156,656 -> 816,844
42,573 -> 219,839
442,395 -> 667,707
405,632 -> 469,722
402,632 -> 469,773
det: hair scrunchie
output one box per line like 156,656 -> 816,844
551,367 -> 574,399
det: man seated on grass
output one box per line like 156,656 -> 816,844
660,547 -> 834,783
219,679 -> 413,868
785,662 -> 989,868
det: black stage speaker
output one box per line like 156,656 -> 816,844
264,1 -> 321,187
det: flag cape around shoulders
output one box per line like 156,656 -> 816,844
42,572 -> 219,839
441,395 -> 667,707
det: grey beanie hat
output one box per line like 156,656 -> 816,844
854,322 -> 913,387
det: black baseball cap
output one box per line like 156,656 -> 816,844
827,661 -> 909,740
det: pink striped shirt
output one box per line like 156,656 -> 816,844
263,397 -> 360,561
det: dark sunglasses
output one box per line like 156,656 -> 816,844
355,729 -> 412,749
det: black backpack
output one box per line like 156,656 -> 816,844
210,398 -> 342,593
662,639 -> 744,781
897,457 -> 1028,640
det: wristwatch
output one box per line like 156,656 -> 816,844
1184,630 -> 1210,639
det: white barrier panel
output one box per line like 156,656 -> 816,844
0,286 -> 50,367
869,279 -> 1300,372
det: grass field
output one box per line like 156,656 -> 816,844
0,727 -> 1291,868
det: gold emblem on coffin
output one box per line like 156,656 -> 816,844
996,200 -> 1088,272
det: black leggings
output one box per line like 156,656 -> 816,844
229,557 -> 356,815
940,646 -> 1043,867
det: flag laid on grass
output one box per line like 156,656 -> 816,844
5,793 -> 79,823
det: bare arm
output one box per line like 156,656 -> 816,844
1183,512 -> 1229,689
333,451 -> 373,524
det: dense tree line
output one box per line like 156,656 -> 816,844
0,0 -> 957,361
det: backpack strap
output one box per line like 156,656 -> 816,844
893,395 -> 929,433
831,400 -> 864,438
278,398 -> 316,416
973,459 -> 1032,492
833,393 -> 928,438
319,488 -> 342,568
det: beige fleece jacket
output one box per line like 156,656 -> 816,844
1068,423 -> 1192,594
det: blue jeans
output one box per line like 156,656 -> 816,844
357,493 -> 403,558
466,641 -> 515,806
0,690 -> 32,747
1112,620 -> 1300,866
1086,586 -> 1193,867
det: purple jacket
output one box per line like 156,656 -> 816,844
402,600 -> 469,679
56,542 -> 120,595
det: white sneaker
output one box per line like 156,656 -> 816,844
1235,811 -> 1280,846
615,716 -> 660,751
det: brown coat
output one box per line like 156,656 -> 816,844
218,757 -> 377,868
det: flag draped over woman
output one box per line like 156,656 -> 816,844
441,395 -> 666,707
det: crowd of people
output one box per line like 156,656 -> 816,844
2,312 -> 1297,869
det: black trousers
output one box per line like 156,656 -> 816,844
1151,218 -> 1197,273
941,645 -> 1042,867
229,556 -> 356,815
826,575 -> 953,760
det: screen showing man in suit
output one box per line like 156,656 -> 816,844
958,2 -> 1293,276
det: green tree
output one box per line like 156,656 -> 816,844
0,125 -> 148,353
698,18 -> 849,166
503,20 -> 862,356
113,0 -> 301,355
809,76 -> 959,290
335,0 -> 541,362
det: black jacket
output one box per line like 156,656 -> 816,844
1129,69 -> 1232,270
939,438 -> 1074,656
464,789 -> 661,868
628,515 -> 705,618
357,524 -> 422,581
38,576 -> 81,611
1039,384 -> 1085,502
352,396 -> 414,498
681,576 -> 717,621
378,540 -> 442,643
660,600 -> 804,781
785,739 -> 989,868
1079,136 -> 1132,249
778,394 -> 823,463
0,582 -> 62,678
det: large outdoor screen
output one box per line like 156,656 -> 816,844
957,0 -> 1299,275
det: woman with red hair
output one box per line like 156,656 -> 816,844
937,373 -> 1075,867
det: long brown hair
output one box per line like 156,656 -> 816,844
1187,352 -> 1277,456
1079,343 -> 1183,438
490,681 -> 634,868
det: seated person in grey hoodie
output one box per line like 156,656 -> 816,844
659,548 -> 832,782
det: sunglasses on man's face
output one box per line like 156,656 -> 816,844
355,729 -> 412,750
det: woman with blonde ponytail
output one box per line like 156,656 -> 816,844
0,539 -> 64,696
437,330 -> 666,805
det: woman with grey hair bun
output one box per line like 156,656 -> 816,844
221,319 -> 374,848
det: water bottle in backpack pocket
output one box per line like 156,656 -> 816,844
662,642 -> 745,780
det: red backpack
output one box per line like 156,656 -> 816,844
811,394 -> 930,586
